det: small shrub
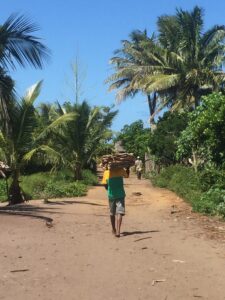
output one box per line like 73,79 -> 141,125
62,182 -> 87,197
51,169 -> 74,181
0,179 -> 8,202
20,173 -> 51,199
81,169 -> 98,186
193,187 -> 225,215
43,181 -> 87,198
20,170 -> 88,200
151,165 -> 202,203
199,168 -> 225,191
216,202 -> 225,218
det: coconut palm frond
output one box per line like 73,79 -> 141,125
116,85 -> 138,103
201,25 -> 225,49
0,130 -> 7,150
0,13 -> 50,69
108,78 -> 132,92
23,145 -> 64,166
36,112 -> 78,141
144,74 -> 180,93
15,81 -> 43,150
23,81 -> 43,104
86,107 -> 101,131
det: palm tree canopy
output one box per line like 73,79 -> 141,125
107,6 -> 225,115
43,100 -> 118,178
0,14 -> 50,70
154,6 -> 225,107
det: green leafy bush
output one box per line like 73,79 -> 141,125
177,93 -> 225,166
43,181 -> 87,198
17,170 -> 90,201
193,188 -> 225,215
81,169 -> 98,186
0,179 -> 8,202
198,168 -> 225,191
149,111 -> 188,165
151,165 -> 202,203
216,202 -> 225,218
151,165 -> 225,218
115,120 -> 150,159
20,173 -> 51,199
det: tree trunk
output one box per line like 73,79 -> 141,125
192,150 -> 198,173
147,93 -> 157,129
74,162 -> 82,180
0,96 -> 11,136
8,170 -> 24,205
193,90 -> 200,109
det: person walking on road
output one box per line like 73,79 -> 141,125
135,156 -> 143,180
102,166 -> 129,237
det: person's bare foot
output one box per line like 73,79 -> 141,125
112,229 -> 116,236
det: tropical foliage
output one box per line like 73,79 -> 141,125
37,101 -> 118,180
106,30 -> 160,125
0,82 -> 75,204
177,92 -> 225,168
107,6 -> 225,126
115,120 -> 149,160
0,14 -> 50,133
149,111 -> 188,165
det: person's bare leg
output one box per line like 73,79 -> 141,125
110,215 -> 116,235
116,214 -> 123,237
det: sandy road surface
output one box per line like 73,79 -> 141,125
0,175 -> 225,300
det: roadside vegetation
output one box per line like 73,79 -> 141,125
108,6 -> 225,218
0,14 -> 116,204
2,6 -> 225,217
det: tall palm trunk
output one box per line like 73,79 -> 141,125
74,162 -> 82,180
0,97 -> 11,135
8,169 -> 24,205
193,91 -> 200,109
147,93 -> 157,129
0,78 -> 14,136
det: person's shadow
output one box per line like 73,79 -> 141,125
121,230 -> 159,236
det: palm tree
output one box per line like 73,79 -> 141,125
107,6 -> 225,121
46,101 -> 118,180
106,30 -> 160,126
0,14 -> 50,133
0,82 -> 75,205
138,6 -> 225,110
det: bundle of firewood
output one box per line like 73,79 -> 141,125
101,153 -> 135,169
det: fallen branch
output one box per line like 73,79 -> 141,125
10,269 -> 29,273
134,236 -> 152,242
152,279 -> 166,286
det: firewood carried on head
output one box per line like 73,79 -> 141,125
101,153 -> 135,170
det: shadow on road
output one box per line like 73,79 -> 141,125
0,210 -> 53,224
122,230 -> 160,236
46,200 -> 106,206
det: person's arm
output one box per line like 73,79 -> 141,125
125,167 -> 130,177
122,168 -> 129,178
101,170 -> 109,189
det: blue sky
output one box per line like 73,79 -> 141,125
3,0 -> 225,131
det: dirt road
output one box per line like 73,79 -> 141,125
0,175 -> 225,300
